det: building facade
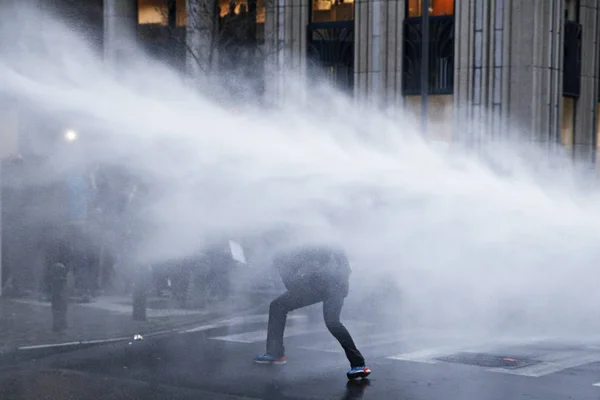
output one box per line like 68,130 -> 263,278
269,0 -> 599,164
95,0 -> 600,164
1,0 -> 598,161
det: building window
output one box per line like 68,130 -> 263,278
218,0 -> 266,45
220,0 -> 265,23
136,0 -> 266,90
563,15 -> 582,98
311,0 -> 354,23
307,23 -> 355,93
565,0 -> 579,22
407,0 -> 454,18
138,1 -> 265,36
138,0 -> 186,26
402,13 -> 454,95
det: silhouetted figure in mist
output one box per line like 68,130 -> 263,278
41,231 -> 72,300
50,262 -> 68,332
91,164 -> 143,294
70,230 -> 99,301
254,245 -> 371,380
170,257 -> 193,306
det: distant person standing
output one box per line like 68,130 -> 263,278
253,244 -> 371,380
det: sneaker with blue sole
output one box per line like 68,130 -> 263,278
253,353 -> 287,365
347,366 -> 371,380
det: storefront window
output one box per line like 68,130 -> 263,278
407,0 -> 454,18
312,0 -> 354,23
137,0 -> 265,33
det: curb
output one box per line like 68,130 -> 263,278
0,299 -> 271,367
0,338 -> 130,367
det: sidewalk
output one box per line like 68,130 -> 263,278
0,293 -> 267,356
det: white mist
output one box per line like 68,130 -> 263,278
2,4 -> 600,347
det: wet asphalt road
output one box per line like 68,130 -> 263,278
2,310 -> 600,400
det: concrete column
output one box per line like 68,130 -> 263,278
354,0 -> 374,105
596,1 -> 600,165
573,0 -> 599,164
263,0 -> 308,105
454,0 -> 563,148
355,0 -> 405,109
453,0 -> 474,144
368,0 -> 382,105
264,0 -> 293,105
103,0 -> 138,65
527,0 -> 563,145
354,0 -> 368,102
384,0 -> 406,109
264,0 -> 280,104
455,0 -> 512,146
284,0 -> 309,102
185,0 -> 217,80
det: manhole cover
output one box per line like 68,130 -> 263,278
436,352 -> 541,369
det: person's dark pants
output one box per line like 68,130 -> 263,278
266,289 -> 366,368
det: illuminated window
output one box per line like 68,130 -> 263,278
217,0 -> 266,46
311,0 -> 354,23
138,0 -> 186,27
219,0 -> 265,23
138,0 -> 167,25
407,0 -> 454,18
138,0 -> 265,27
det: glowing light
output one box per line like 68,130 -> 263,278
64,129 -> 78,142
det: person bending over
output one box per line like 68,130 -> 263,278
253,245 -> 371,380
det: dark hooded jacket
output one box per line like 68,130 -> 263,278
273,245 -> 352,298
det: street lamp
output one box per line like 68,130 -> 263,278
421,0 -> 430,136
64,129 -> 78,142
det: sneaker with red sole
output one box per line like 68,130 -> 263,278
347,366 -> 371,380
253,353 -> 287,365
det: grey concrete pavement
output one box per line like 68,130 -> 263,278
4,307 -> 600,399
0,293 -> 266,357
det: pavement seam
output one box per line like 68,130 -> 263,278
17,337 -> 130,351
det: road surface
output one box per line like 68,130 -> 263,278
2,309 -> 600,399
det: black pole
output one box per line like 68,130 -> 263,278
421,0 -> 430,135
51,263 -> 68,332
167,0 -> 177,29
